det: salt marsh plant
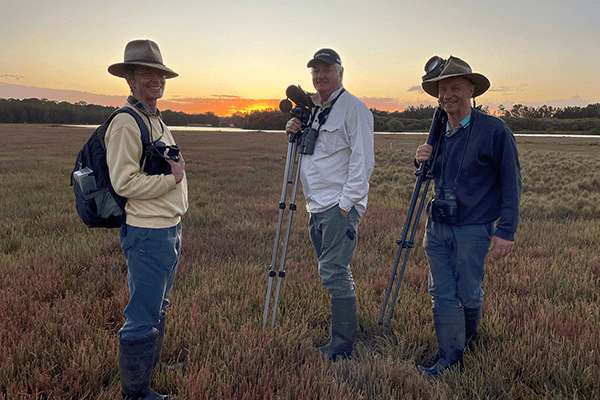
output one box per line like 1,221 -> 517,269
0,126 -> 599,399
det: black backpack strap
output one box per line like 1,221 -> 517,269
106,107 -> 151,167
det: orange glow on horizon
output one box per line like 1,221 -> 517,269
159,97 -> 420,117
161,98 -> 282,116
230,103 -> 278,115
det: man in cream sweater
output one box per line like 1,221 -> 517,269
106,39 -> 188,400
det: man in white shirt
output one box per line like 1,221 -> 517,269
285,48 -> 374,360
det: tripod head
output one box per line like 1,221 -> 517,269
279,85 -> 319,154
279,85 -> 315,128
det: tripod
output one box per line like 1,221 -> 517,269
378,107 -> 447,327
262,128 -> 311,330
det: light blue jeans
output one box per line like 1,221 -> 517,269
119,223 -> 182,340
423,218 -> 494,310
309,205 -> 361,299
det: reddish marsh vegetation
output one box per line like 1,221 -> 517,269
1,125 -> 599,399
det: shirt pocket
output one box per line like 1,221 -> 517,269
318,113 -> 347,155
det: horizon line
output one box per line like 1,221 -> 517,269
0,82 -> 596,117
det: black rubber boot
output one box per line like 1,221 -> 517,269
152,314 -> 186,373
417,307 -> 465,377
153,315 -> 166,370
464,306 -> 481,350
318,297 -> 358,361
119,333 -> 170,400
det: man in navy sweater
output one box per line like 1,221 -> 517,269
414,56 -> 521,376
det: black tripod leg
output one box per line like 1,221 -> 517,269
378,107 -> 447,326
378,172 -> 426,325
383,176 -> 432,326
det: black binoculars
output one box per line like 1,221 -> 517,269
151,141 -> 180,161
430,188 -> 458,225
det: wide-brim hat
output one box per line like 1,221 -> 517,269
307,48 -> 342,68
108,39 -> 178,79
421,56 -> 489,98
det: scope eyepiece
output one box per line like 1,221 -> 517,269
422,56 -> 447,81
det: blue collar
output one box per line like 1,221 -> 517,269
445,110 -> 471,137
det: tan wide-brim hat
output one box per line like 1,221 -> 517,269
421,56 -> 489,98
108,39 -> 178,79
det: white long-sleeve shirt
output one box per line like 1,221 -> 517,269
300,86 -> 374,216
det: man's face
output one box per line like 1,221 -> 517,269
126,66 -> 166,106
311,61 -> 343,101
438,77 -> 475,116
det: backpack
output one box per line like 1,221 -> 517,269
71,108 -> 149,228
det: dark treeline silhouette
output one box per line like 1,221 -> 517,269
0,98 -> 221,127
1,97 -> 599,133
499,103 -> 600,119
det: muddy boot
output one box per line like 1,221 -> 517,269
417,307 -> 465,377
464,306 -> 481,351
152,314 -> 185,373
119,333 -> 172,400
153,315 -> 166,371
318,297 -> 357,361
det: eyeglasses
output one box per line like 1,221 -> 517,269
135,69 -> 167,79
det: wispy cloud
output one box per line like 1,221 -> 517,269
361,96 -> 436,112
0,83 -> 281,115
488,84 -> 530,94
0,75 -> 24,80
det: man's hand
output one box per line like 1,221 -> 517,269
416,143 -> 433,164
489,236 -> 514,260
285,118 -> 302,136
167,154 -> 185,184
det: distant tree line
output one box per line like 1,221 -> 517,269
1,97 -> 599,133
0,98 -> 221,127
223,103 -> 600,134
498,103 -> 600,134
498,103 -> 600,119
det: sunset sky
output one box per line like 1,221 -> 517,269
1,0 -> 598,116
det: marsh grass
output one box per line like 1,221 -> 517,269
0,125 -> 599,399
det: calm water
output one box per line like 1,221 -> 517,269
69,124 -> 600,138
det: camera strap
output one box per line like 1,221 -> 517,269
441,111 -> 474,195
311,88 -> 346,133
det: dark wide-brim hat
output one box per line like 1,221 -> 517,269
421,56 -> 489,98
108,39 -> 178,79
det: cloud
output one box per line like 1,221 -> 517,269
360,96 -> 436,112
0,75 -> 25,81
0,83 -> 280,115
488,84 -> 530,94
407,85 -> 424,93
0,82 -> 126,107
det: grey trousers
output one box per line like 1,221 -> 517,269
309,205 -> 361,299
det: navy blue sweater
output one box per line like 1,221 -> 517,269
430,108 -> 521,241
